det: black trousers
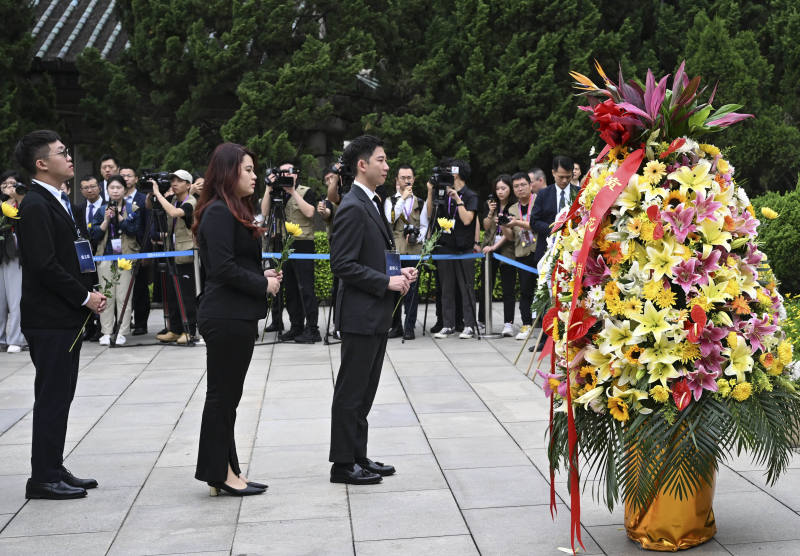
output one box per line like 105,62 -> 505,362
284,258 -> 319,330
329,332 -> 388,463
437,257 -> 476,329
390,260 -> 420,332
163,262 -> 196,336
478,256 -> 517,324
517,253 -> 537,325
195,318 -> 257,482
132,262 -> 152,330
24,327 -> 81,482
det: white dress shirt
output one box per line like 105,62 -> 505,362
353,180 -> 381,216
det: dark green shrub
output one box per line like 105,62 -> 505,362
751,178 -> 800,294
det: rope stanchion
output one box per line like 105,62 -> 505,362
492,253 -> 539,275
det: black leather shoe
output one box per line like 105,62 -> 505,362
403,330 -> 415,341
247,481 -> 268,489
430,322 -> 443,334
264,321 -> 284,333
294,327 -> 321,344
388,327 -> 404,339
330,463 -> 382,485
132,327 -> 147,336
61,467 -> 98,489
26,479 -> 87,500
356,458 -> 395,476
207,481 -> 265,496
279,327 -> 303,342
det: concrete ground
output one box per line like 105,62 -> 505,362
0,305 -> 799,555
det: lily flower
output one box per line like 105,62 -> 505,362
697,321 -> 728,357
695,248 -> 722,285
742,314 -> 778,354
693,190 -> 723,223
661,204 -> 696,243
672,258 -> 702,294
668,159 -> 713,196
644,240 -> 683,281
698,219 -> 732,251
598,318 -> 644,357
722,333 -> 754,383
583,254 -> 611,287
699,276 -> 732,305
629,300 -> 672,342
686,368 -> 719,401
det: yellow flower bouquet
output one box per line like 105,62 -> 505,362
536,61 -> 800,552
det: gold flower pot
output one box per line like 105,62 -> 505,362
624,472 -> 717,551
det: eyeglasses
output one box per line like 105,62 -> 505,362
45,148 -> 71,160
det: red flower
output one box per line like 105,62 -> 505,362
584,99 -> 639,148
659,137 -> 686,159
672,379 -> 691,411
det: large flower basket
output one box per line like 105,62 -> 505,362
537,61 -> 800,553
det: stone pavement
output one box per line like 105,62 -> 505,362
0,306 -> 799,555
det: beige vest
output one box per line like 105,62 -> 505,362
508,201 -> 536,258
483,204 -> 515,258
285,185 -> 315,240
389,195 -> 423,255
173,195 -> 196,263
95,203 -> 141,257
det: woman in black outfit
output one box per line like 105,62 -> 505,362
193,143 -> 281,496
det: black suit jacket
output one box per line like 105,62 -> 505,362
196,199 -> 268,321
17,182 -> 91,329
331,185 -> 394,334
530,183 -> 581,264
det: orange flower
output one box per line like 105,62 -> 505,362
723,215 -> 737,232
731,295 -> 751,315
603,242 -> 624,265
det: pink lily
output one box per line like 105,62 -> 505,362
742,315 -> 778,353
584,254 -> 611,287
693,191 -> 722,223
744,243 -> 763,266
696,249 -> 721,285
686,368 -> 720,401
696,349 -> 725,375
662,205 -> 697,243
672,258 -> 702,294
698,322 -> 728,358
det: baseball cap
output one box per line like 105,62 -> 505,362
169,169 -> 193,183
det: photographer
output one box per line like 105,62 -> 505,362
260,163 -> 320,343
430,159 -> 479,339
477,174 -> 516,337
0,171 -> 27,352
501,172 -> 537,340
152,169 -> 197,344
317,165 -> 342,337
90,175 -> 141,345
384,165 -> 428,340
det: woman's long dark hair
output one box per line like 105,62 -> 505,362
193,143 -> 259,238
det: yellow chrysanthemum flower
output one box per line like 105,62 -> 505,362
716,158 -> 731,174
678,342 -> 701,364
649,385 -> 670,403
621,297 -> 643,318
760,207 -> 779,220
642,280 -> 663,301
688,295 -> 712,312
551,317 -> 560,342
607,397 -> 629,422
731,381 -> 753,402
699,144 -> 721,157
117,258 -> 133,271
655,287 -> 677,309
1,202 -> 19,219
643,160 -> 667,184
717,378 -> 731,398
285,221 -> 302,237
778,341 -> 793,365
725,279 -> 741,297
639,220 -> 656,243
437,217 -> 455,233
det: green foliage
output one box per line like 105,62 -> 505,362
548,387 -> 800,512
781,294 -> 800,354
750,179 -> 800,294
0,0 -> 59,168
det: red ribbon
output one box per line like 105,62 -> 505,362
550,147 -> 645,553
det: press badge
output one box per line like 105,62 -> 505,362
110,237 -> 122,254
385,250 -> 401,276
74,239 -> 96,273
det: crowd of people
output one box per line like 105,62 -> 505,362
0,144 -> 584,351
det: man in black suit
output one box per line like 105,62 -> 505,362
329,135 -> 418,485
121,166 -> 151,335
15,130 -> 107,500
74,175 -> 104,341
530,155 -> 581,267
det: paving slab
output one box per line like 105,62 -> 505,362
355,534 -> 478,555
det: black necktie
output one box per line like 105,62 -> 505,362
558,189 -> 566,213
373,195 -> 395,247
87,202 -> 95,225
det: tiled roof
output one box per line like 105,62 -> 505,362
31,0 -> 128,63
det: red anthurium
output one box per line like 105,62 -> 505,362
543,307 -> 560,338
659,137 -> 686,159
691,305 -> 707,329
686,305 -> 707,344
653,222 -> 665,240
567,307 -> 597,341
646,205 -> 661,223
672,379 -> 691,410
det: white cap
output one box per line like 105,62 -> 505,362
169,169 -> 193,183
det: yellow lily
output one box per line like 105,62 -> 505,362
698,219 -> 732,249
644,240 -> 683,281
722,333 -> 754,383
667,159 -> 713,196
575,386 -> 604,409
598,318 -> 644,357
699,276 -> 732,305
437,217 -> 455,233
584,346 -> 614,382
629,300 -> 672,342
615,177 -> 643,216
638,334 -> 680,369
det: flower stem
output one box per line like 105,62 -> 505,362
69,313 -> 92,353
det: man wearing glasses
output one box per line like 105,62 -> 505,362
14,130 -> 107,500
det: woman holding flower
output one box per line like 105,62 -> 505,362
90,175 -> 141,345
0,170 -> 27,352
192,143 -> 281,497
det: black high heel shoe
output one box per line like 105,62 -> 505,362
207,481 -> 265,497
247,481 -> 268,489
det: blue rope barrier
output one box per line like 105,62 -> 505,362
93,250 -> 193,262
492,253 -> 539,275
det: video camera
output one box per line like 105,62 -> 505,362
429,165 -> 456,204
497,213 -> 511,226
138,171 -> 171,195
265,167 -> 299,189
333,159 -> 355,196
